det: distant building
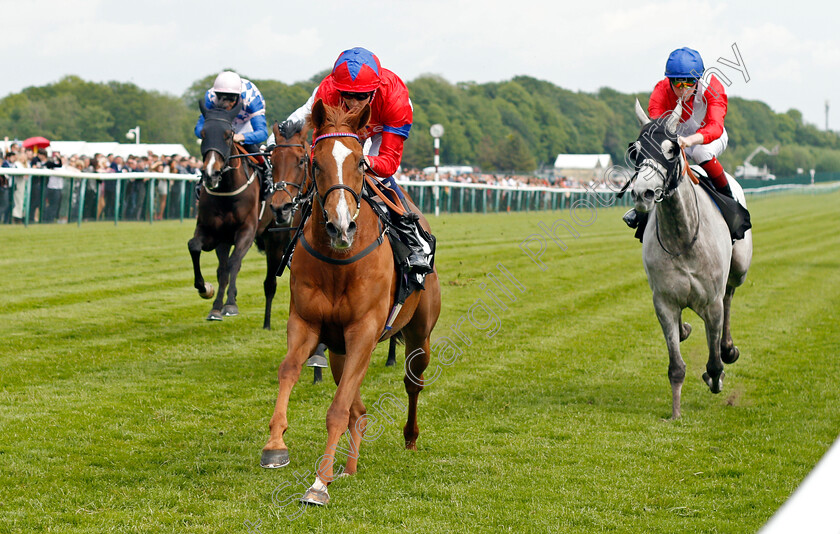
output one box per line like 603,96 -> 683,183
553,154 -> 612,182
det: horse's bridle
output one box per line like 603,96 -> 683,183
309,132 -> 363,223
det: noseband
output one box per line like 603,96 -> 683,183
310,132 -> 363,222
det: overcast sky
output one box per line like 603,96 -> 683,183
2,0 -> 837,132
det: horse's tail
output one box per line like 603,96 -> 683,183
255,233 -> 266,254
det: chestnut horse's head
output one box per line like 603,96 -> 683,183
268,120 -> 309,226
308,99 -> 371,250
198,98 -> 243,189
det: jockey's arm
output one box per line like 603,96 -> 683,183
194,114 -> 205,139
287,87 -> 318,125
366,132 -> 405,178
239,114 -> 268,145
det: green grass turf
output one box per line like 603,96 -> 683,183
1,190 -> 838,533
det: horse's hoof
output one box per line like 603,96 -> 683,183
300,486 -> 329,506
306,354 -> 328,368
680,322 -> 692,342
385,357 -> 396,367
722,345 -> 740,364
198,283 -> 214,300
260,449 -> 290,468
207,310 -> 223,321
702,371 -> 725,394
222,305 -> 239,317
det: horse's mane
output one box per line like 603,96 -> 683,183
278,119 -> 309,141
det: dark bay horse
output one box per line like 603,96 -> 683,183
260,100 -> 441,506
629,99 -> 753,418
188,99 -> 261,321
257,120 -> 309,331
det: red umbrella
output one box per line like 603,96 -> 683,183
22,136 -> 51,150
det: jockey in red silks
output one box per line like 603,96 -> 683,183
649,47 -> 733,199
623,47 -> 733,230
280,47 -> 432,274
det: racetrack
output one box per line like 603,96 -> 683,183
2,190 -> 839,533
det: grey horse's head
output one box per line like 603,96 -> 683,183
629,99 -> 684,214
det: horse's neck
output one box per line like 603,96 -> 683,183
656,172 -> 697,243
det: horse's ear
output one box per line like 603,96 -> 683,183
311,99 -> 327,131
666,100 -> 682,136
350,104 -> 371,132
272,121 -> 281,140
634,99 -> 650,127
199,98 -> 208,117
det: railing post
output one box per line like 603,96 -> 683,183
77,179 -> 87,226
114,178 -> 122,226
149,179 -> 155,224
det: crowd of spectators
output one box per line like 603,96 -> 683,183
397,168 -> 591,189
0,152 -> 612,224
0,143 -> 201,224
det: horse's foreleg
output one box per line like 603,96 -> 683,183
343,391 -> 368,476
303,326 -> 378,506
206,245 -> 230,320
654,297 -> 686,419
701,299 -> 726,394
720,285 -> 739,364
222,230 -> 256,317
262,311 -> 320,468
188,231 -> 214,299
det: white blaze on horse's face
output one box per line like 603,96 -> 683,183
326,139 -> 357,249
204,151 -> 222,189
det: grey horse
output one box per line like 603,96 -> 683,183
629,99 -> 753,419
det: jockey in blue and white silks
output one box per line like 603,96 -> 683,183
194,72 -> 268,147
194,71 -> 270,199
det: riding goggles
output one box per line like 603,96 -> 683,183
340,91 -> 374,101
671,78 -> 698,89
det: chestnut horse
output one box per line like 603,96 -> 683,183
188,99 -> 261,321
257,120 -> 309,330
261,100 -> 441,506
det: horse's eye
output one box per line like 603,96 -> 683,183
298,157 -> 307,168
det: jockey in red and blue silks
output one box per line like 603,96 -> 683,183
648,47 -> 733,199
281,47 -> 431,274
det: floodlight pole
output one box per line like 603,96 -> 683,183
430,124 -> 444,217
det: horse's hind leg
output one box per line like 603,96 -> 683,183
654,297 -> 686,419
262,237 -> 283,330
701,299 -> 726,394
402,333 -> 431,449
720,285 -> 739,364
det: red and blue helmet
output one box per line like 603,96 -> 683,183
331,47 -> 382,92
665,47 -> 705,79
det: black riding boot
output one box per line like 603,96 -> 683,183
715,182 -> 734,200
390,211 -> 433,275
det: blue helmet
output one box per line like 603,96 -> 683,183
664,47 -> 704,78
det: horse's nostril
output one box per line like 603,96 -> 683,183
347,221 -> 357,236
325,221 -> 338,237
644,190 -> 655,201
